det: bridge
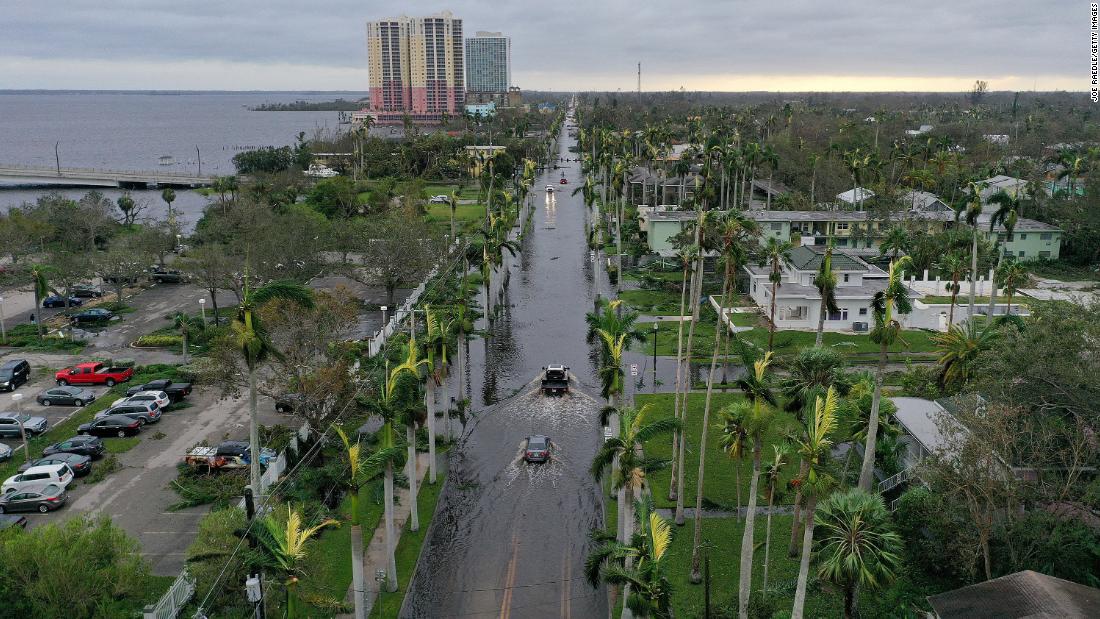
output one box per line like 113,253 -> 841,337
0,164 -> 218,189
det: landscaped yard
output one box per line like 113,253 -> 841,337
424,201 -> 486,233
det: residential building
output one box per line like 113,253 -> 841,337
464,101 -> 496,118
464,144 -> 508,177
905,124 -> 934,136
974,175 -> 1029,203
465,31 -> 511,103
970,213 -> 1062,260
836,187 -> 875,208
365,11 -> 465,124
927,570 -> 1100,618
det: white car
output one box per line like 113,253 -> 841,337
545,185 -> 555,193
429,195 -> 449,204
112,391 -> 170,410
2,463 -> 73,495
0,443 -> 10,462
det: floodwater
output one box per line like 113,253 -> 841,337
403,115 -> 609,617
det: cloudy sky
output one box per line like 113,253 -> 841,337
0,1 -> 1086,91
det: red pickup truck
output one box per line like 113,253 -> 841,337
55,363 -> 134,387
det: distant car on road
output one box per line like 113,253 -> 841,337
78,415 -> 142,438
113,391 -> 170,411
0,485 -> 68,514
71,284 -> 104,298
524,435 -> 551,463
37,386 -> 96,407
560,177 -> 568,184
541,365 -> 569,395
42,295 -> 82,308
0,412 -> 48,437
545,185 -> 555,193
0,358 -> 30,391
68,307 -> 115,326
18,453 -> 92,477
42,436 -> 104,459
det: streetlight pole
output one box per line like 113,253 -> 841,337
199,298 -> 206,324
54,141 -> 61,175
196,146 -> 202,176
374,569 -> 386,619
652,322 -> 658,393
11,393 -> 26,460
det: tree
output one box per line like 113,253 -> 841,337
761,445 -> 789,599
252,504 -> 338,619
937,252 -> 968,327
958,182 -> 985,320
0,515 -> 149,618
969,79 -> 989,105
305,176 -> 360,219
735,352 -> 776,619
933,321 -> 1001,390
585,497 -> 674,618
763,238 -> 793,351
996,259 -> 1030,315
172,312 -> 204,364
115,193 -> 146,226
161,187 -> 176,220
356,210 -> 444,308
813,244 -> 840,347
28,264 -> 52,340
814,489 -> 903,618
878,226 -> 909,261
182,243 -> 235,326
97,234 -> 153,304
791,387 -> 839,619
859,258 -> 912,491
397,338 -> 430,533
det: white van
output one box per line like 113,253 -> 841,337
2,463 -> 74,494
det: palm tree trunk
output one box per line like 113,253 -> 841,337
676,250 -> 705,526
181,330 -> 189,364
689,274 -> 730,583
383,460 -> 398,592
738,441 -> 763,619
669,261 -> 690,502
763,490 -> 775,598
1007,289 -> 1014,315
948,285 -> 958,327
406,423 -> 419,531
788,459 -> 808,557
769,279 -> 779,351
766,170 -> 774,209
350,488 -> 366,619
791,496 -> 819,619
248,367 -> 262,503
810,166 -> 817,205
844,584 -> 856,619
987,254 -> 1002,318
426,377 -> 437,484
815,295 -> 827,347
33,289 -> 43,340
858,342 -> 888,491
968,233 -> 979,320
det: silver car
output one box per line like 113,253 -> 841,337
0,443 -> 11,462
0,412 -> 48,437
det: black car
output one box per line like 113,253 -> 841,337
524,435 -> 551,463
0,485 -> 67,514
70,284 -> 103,298
78,415 -> 141,438
37,386 -> 96,407
0,359 -> 30,392
0,514 -> 27,530
69,308 -> 115,326
42,295 -> 82,308
150,266 -> 187,283
42,436 -> 105,459
18,453 -> 92,477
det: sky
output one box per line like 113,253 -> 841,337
0,1 -> 1087,92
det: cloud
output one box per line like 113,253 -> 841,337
0,0 -> 1085,90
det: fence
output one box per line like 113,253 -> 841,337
144,422 -> 312,619
367,240 -> 460,358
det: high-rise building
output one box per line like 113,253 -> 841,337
366,11 -> 465,123
465,31 -> 511,95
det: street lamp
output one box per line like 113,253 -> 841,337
380,305 -> 388,326
245,574 -> 264,619
374,569 -> 387,619
199,298 -> 207,324
175,234 -> 182,252
652,322 -> 659,393
11,393 -> 26,460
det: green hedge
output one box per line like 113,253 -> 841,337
133,334 -> 183,348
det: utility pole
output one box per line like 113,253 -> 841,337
54,141 -> 61,175
196,146 -> 202,176
637,62 -> 641,94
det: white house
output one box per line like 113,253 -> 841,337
836,187 -> 875,208
905,124 -> 934,136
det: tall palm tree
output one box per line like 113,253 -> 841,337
986,189 -> 1023,316
399,339 -> 430,532
843,149 -> 872,210
335,427 -> 402,619
761,445 -> 789,599
997,259 -> 1030,315
878,226 -> 909,262
232,277 -> 314,501
932,321 -> 1001,390
813,244 -> 840,347
446,190 -> 459,240
718,404 -> 749,521
761,145 -> 780,209
423,307 -> 452,482
807,153 -> 822,205
736,352 -> 776,619
814,489 -> 903,619
668,249 -> 696,503
171,312 -> 204,364
161,187 -> 177,225
585,497 -> 674,618
763,238 -> 793,351
937,253 -> 968,327
252,504 -> 339,619
859,258 -> 912,491
958,182 -> 985,320
791,388 -> 840,619
674,209 -> 708,527
29,264 -> 51,340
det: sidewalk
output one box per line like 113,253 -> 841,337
338,451 -> 432,618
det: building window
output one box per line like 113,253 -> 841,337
837,238 -> 848,247
1039,250 -> 1051,258
827,308 -> 849,321
770,222 -> 782,231
752,282 -> 757,293
836,222 -> 850,231
843,274 -> 850,283
1018,251 -> 1025,257
1040,232 -> 1052,240
859,307 -> 867,316
1019,233 -> 1027,240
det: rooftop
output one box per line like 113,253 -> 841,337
786,245 -> 873,273
927,570 -> 1100,618
891,397 -> 964,457
836,187 -> 876,205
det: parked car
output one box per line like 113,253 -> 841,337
36,386 -> 96,407
0,412 -> 48,437
150,266 -> 187,283
102,273 -> 140,285
2,463 -> 73,495
0,514 -> 28,529
42,436 -> 105,459
94,401 -> 161,425
524,435 -> 551,463
42,295 -> 82,308
0,358 -> 30,391
18,453 -> 92,477
0,443 -> 10,462
126,378 -> 191,401
71,284 -> 104,298
275,393 -> 303,414
69,308 -> 115,326
78,415 -> 142,438
0,485 -> 67,514
429,195 -> 449,204
113,391 -> 170,411
55,362 -> 133,387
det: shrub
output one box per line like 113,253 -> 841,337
169,465 -> 248,510
133,334 -> 183,348
84,455 -> 121,485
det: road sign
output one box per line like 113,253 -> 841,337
630,364 -> 639,376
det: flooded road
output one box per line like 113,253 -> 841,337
403,114 -> 609,618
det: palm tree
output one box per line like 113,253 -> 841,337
932,321 -> 1001,390
807,153 -> 822,205
718,403 -> 749,521
761,445 -> 789,599
423,307 -> 452,483
790,388 -> 840,619
843,149 -> 872,210
29,264 -> 51,340
446,190 -> 459,240
252,504 -> 339,619
958,182 -> 985,320
814,489 -> 903,618
161,187 -> 176,224
398,339 -> 430,532
985,189 -> 1025,316
997,259 -> 1030,315
231,277 -> 314,501
668,249 -> 696,503
763,238 -> 793,351
761,145 -> 780,209
335,427 -> 402,619
735,352 -> 776,619
585,497 -> 674,618
813,244 -> 840,347
171,312 -> 203,364
878,226 -> 909,262
858,258 -> 912,491
937,253 -> 968,327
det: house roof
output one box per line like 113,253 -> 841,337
927,570 -> 1100,618
836,187 -> 875,205
971,213 -> 1061,233
902,190 -> 953,213
751,179 -> 790,196
648,210 -> 699,223
786,245 -> 870,272
891,397 -> 964,457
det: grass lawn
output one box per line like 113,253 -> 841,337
425,202 -> 486,233
653,320 -> 719,357
379,471 -> 448,618
619,289 -> 687,315
742,328 -> 939,357
1027,260 -> 1100,282
636,393 -> 802,510
0,324 -> 86,352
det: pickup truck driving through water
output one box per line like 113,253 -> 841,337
541,365 -> 569,395
55,363 -> 133,387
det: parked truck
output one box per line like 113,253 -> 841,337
183,441 -> 277,472
126,378 -> 193,402
55,362 -> 133,387
541,364 -> 570,395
